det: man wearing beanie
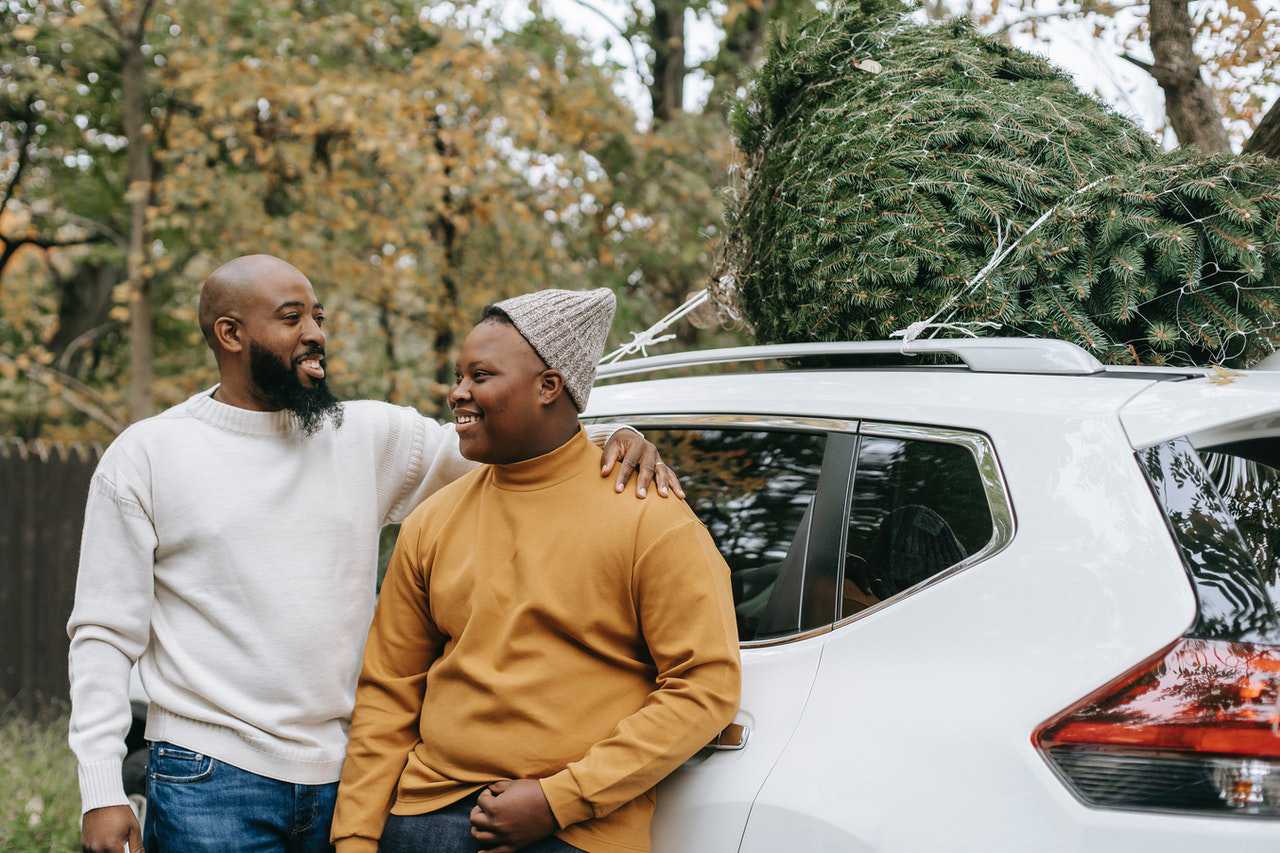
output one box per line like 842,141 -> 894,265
331,289 -> 742,853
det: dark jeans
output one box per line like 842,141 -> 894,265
143,741 -> 338,853
380,792 -> 582,853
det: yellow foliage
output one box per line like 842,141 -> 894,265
2,0 -> 736,437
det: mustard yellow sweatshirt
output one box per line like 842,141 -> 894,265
331,429 -> 742,853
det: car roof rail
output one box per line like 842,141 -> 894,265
596,337 -> 1106,380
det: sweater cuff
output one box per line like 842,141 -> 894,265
539,768 -> 594,829
78,759 -> 128,814
334,838 -> 380,853
583,423 -> 638,448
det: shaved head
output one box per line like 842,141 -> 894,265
198,254 -> 309,350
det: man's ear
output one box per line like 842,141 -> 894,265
537,369 -> 568,406
214,316 -> 244,354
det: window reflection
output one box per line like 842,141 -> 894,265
1139,439 -> 1280,644
1042,638 -> 1280,740
644,428 -> 826,642
843,436 -> 994,617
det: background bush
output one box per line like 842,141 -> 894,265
0,707 -> 81,852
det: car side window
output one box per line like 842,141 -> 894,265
843,434 -> 995,618
644,428 -> 827,642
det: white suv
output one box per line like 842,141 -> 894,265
585,337 -> 1280,852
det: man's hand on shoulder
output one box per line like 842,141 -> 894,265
599,428 -> 686,499
82,804 -> 142,853
469,779 -> 557,852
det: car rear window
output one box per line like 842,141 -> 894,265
1139,437 -> 1280,644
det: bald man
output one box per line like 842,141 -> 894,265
67,255 -> 683,853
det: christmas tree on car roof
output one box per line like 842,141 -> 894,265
714,0 -> 1280,367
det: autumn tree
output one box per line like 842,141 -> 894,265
1,1 -> 133,436
1,1 -> 750,439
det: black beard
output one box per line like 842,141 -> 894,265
248,342 -> 344,436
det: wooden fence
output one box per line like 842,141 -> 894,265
0,438 -> 103,714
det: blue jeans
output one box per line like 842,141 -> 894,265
380,792 -> 582,853
143,741 -> 337,853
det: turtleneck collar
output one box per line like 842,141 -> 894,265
491,427 -> 592,491
184,385 -> 300,436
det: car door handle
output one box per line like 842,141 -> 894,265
710,723 -> 749,751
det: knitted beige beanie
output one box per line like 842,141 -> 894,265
491,288 -> 616,411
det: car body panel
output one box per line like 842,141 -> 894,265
651,635 -> 826,852
738,404 -> 1217,851
1119,370 -> 1280,449
587,365 -> 1280,850
589,371 -> 1154,433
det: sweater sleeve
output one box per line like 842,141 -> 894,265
332,515 -> 445,852
379,406 -> 478,526
66,464 -> 158,814
539,518 -> 742,827
378,405 -> 631,525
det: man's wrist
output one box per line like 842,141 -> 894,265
334,838 -> 380,853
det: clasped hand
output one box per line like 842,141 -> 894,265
469,779 -> 558,852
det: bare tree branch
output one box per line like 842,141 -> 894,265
566,0 -> 629,39
57,322 -> 118,373
133,0 -> 159,43
1120,53 -> 1155,73
0,233 -> 113,281
1243,95 -> 1280,159
62,213 -> 127,247
1146,0 -> 1230,153
989,2 -> 1150,35
566,0 -> 648,84
98,0 -> 127,39
81,21 -> 123,48
0,353 -> 124,435
0,100 -> 35,221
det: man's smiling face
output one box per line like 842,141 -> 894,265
240,273 -> 328,390
448,317 -> 554,464
237,269 -> 343,434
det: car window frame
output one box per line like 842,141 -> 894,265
833,421 -> 1016,627
581,413 -> 858,648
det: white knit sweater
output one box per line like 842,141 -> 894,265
67,388 -> 619,812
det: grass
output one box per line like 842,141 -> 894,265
0,706 -> 80,852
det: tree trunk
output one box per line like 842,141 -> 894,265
649,0 -> 687,124
121,36 -> 153,421
1243,96 -> 1280,159
1148,0 -> 1230,154
49,262 -> 120,376
705,0 -> 772,116
429,118 -> 462,399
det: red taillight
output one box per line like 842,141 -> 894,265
1035,638 -> 1280,817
